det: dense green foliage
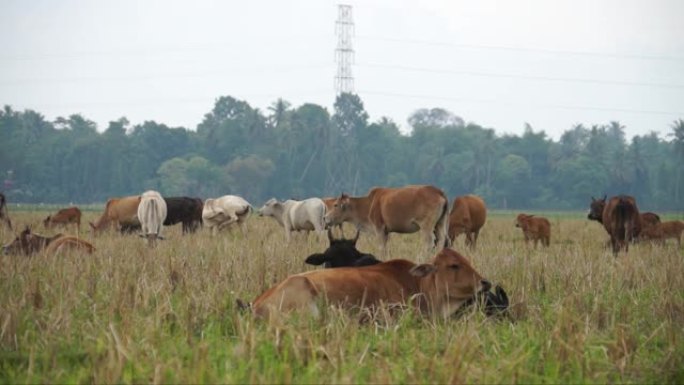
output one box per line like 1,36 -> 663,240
1,94 -> 683,210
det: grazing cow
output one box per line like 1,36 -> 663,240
43,206 -> 82,232
90,195 -> 141,234
588,195 -> 641,256
639,212 -> 661,230
137,190 -> 167,247
0,193 -> 12,230
639,221 -> 684,246
305,229 -> 381,268
258,197 -> 326,241
448,195 -> 487,249
515,214 -> 551,248
324,185 -> 450,254
3,226 -> 94,256
164,197 -> 203,234
202,195 -> 252,236
248,248 -> 493,320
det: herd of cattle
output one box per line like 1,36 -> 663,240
0,186 -> 682,320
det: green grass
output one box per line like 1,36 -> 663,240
1,211 -> 683,383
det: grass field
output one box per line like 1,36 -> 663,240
1,210 -> 683,383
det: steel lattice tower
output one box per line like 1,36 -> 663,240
335,4 -> 354,95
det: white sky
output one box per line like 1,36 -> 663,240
1,0 -> 683,140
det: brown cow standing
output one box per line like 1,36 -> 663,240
89,195 -> 141,234
448,195 -> 487,249
3,226 -> 95,256
0,193 -> 12,230
44,206 -> 82,233
588,195 -> 641,256
639,221 -> 684,246
324,185 -> 450,254
515,214 -> 551,248
248,248 -> 491,320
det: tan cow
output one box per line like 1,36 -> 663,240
324,185 -> 449,254
639,220 -> 684,246
89,195 -> 141,234
448,195 -> 487,249
249,248 -> 491,320
515,214 -> 551,248
43,206 -> 82,233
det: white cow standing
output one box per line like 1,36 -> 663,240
137,190 -> 167,247
202,195 -> 252,236
258,198 -> 326,241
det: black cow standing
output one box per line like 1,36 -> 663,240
163,197 -> 203,234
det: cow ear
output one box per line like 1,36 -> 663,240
305,253 -> 327,266
410,264 -> 437,277
528,214 -> 535,218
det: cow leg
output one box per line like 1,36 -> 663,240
379,230 -> 390,257
472,230 -> 480,249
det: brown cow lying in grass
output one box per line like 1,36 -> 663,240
639,221 -> 684,246
241,248 -> 494,321
515,214 -> 551,248
3,226 -> 95,256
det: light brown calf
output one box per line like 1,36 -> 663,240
639,220 -> 684,246
448,195 -> 487,249
44,206 -> 82,232
515,214 -> 551,248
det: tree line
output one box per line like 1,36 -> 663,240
1,93 -> 683,211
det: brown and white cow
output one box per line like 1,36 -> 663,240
249,248 -> 491,320
323,185 -> 450,254
448,195 -> 487,249
89,195 -> 141,234
43,206 -> 82,233
0,193 -> 12,230
3,226 -> 95,256
588,195 -> 641,256
515,214 -> 551,248
639,220 -> 684,246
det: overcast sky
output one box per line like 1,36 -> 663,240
1,0 -> 682,139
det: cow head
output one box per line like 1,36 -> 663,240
3,226 -> 33,256
588,195 -> 607,222
324,193 -> 352,228
305,229 -> 379,268
43,215 -> 52,229
410,248 -> 491,317
258,198 -> 281,217
515,214 -> 532,229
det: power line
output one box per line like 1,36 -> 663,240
356,62 -> 684,90
356,35 -> 684,62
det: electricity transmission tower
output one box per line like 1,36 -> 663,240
335,4 -> 354,95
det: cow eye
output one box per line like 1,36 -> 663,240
449,264 -> 460,270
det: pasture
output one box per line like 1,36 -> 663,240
1,210 -> 683,383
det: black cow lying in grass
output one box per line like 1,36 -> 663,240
305,229 -> 381,268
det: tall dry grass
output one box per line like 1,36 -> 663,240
0,211 -> 682,383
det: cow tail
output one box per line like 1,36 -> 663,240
436,198 -> 451,248
615,197 -> 636,244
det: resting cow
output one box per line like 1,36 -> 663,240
515,214 -> 550,248
3,226 -> 95,256
164,197 -> 203,234
0,193 -> 12,230
324,185 -> 449,254
90,195 -> 141,234
448,195 -> 487,249
588,195 -> 641,256
258,198 -> 326,241
639,212 -> 661,230
247,248 -> 492,320
138,190 -> 167,247
43,206 -> 81,233
639,220 -> 684,246
305,229 -> 381,268
202,195 -> 252,236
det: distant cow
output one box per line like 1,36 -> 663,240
90,195 -> 141,234
202,195 -> 252,236
0,193 -> 11,230
588,195 -> 641,256
258,198 -> 326,241
324,185 -> 449,254
515,214 -> 551,248
640,212 -> 661,230
3,226 -> 95,256
448,195 -> 487,249
639,220 -> 684,247
43,206 -> 81,232
138,190 -> 167,247
164,197 -> 203,234
247,248 -> 493,320
305,229 -> 381,268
